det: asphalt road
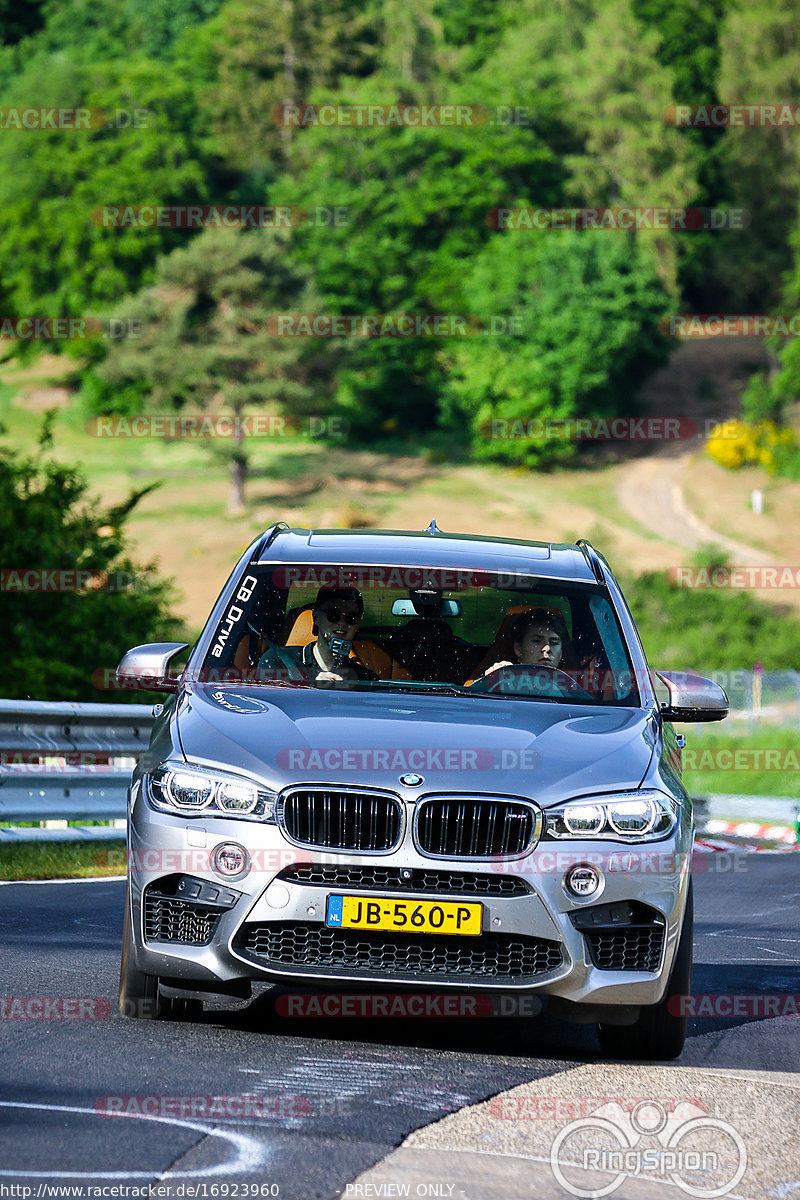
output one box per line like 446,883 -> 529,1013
1,853 -> 798,1199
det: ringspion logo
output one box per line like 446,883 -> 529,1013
549,1100 -> 747,1197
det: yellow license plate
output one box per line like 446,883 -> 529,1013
326,894 -> 482,936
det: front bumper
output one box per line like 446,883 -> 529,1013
127,781 -> 692,1008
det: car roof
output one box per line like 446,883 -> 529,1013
254,524 -> 600,584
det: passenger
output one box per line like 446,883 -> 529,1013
482,609 -> 575,677
257,587 -> 377,683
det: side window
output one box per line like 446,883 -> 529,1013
588,595 -> 638,701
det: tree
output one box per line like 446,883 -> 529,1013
0,416 -> 180,701
477,0 -> 700,295
631,0 -> 729,309
86,227 -> 318,513
714,0 -> 800,310
0,53 -> 216,318
440,229 -> 671,464
193,0 -> 378,175
741,215 -> 800,425
0,0 -> 47,44
274,66 -> 562,435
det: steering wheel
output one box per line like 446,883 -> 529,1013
482,663 -> 594,700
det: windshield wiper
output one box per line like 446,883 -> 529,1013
359,681 -> 470,697
190,677 -> 313,690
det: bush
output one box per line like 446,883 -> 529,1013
623,561 -> 800,671
441,230 -> 671,466
0,416 -> 183,701
706,418 -> 798,473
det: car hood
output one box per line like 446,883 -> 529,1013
175,686 -> 657,808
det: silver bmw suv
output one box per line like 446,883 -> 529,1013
118,524 -> 727,1059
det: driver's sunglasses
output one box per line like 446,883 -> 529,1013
321,605 -> 361,623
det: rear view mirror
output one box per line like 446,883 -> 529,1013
654,670 -> 729,722
391,598 -> 462,617
116,642 -> 189,692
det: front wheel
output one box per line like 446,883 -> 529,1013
597,880 -> 693,1061
118,886 -> 162,1019
119,887 -> 205,1021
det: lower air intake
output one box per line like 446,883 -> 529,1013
236,921 -> 563,983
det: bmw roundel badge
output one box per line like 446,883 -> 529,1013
399,773 -> 424,787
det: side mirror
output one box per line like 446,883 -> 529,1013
116,642 -> 189,692
654,670 -> 729,723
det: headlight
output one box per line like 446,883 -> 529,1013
147,762 -> 277,822
545,791 -> 676,842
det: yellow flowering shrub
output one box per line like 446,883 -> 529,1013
706,419 -> 797,473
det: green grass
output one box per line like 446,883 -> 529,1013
0,838 -> 126,881
679,725 -> 800,798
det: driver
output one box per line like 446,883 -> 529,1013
257,587 -> 377,683
482,609 -> 573,677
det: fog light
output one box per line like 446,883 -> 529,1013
212,842 -> 250,879
564,863 -> 602,898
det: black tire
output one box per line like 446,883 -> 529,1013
118,886 -> 163,1019
597,881 -> 693,1061
119,887 -> 205,1021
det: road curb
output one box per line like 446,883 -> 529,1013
341,1018 -> 800,1198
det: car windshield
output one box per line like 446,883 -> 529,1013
200,563 -> 640,705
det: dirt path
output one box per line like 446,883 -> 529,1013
614,337 -> 800,612
616,452 -> 773,564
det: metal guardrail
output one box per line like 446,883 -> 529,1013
0,699 -> 154,842
1,697 -> 796,846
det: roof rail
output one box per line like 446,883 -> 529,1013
575,539 -> 605,583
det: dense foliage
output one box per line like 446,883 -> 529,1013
3,0 -> 798,466
624,565 -> 800,672
0,418 -> 181,700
